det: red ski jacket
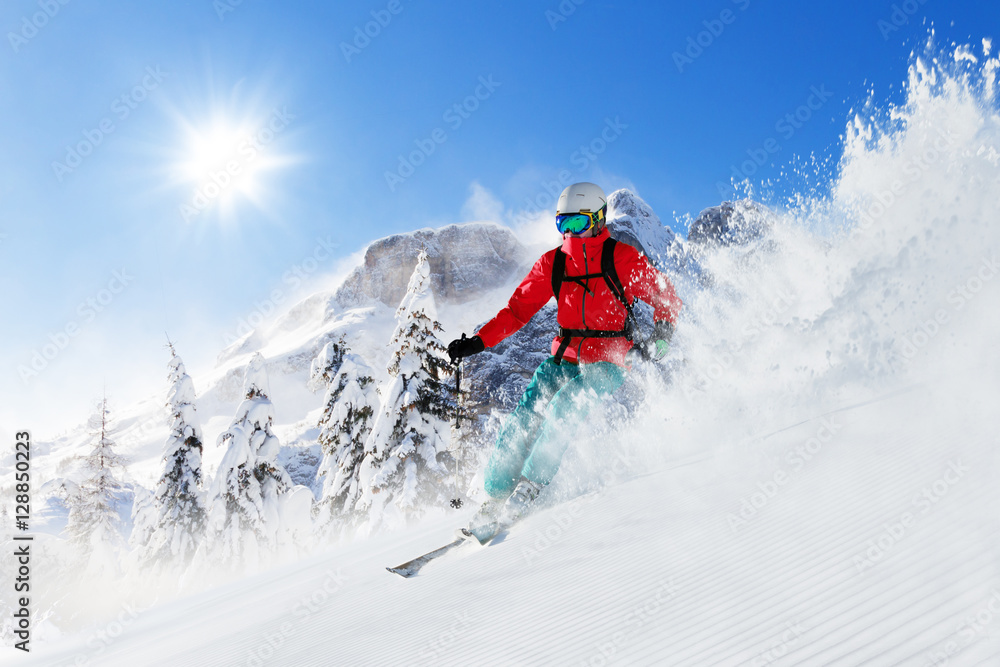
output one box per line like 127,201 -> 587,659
476,228 -> 682,367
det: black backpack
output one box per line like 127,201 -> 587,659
550,237 -> 643,364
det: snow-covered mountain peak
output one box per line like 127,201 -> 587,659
334,222 -> 529,310
216,292 -> 336,367
605,189 -> 705,293
606,188 -> 679,260
688,198 -> 774,247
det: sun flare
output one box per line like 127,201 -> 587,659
171,107 -> 298,224
182,123 -> 248,182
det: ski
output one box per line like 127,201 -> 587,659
388,487 -> 560,578
386,538 -> 468,578
387,522 -> 513,577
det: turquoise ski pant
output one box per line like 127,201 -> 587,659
483,357 -> 626,499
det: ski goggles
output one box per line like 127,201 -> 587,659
556,205 -> 606,235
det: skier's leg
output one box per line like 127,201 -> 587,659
519,361 -> 626,486
483,358 -> 581,499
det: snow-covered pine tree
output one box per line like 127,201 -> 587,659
204,353 -> 292,570
310,339 -> 378,533
357,249 -> 458,530
129,484 -> 157,555
64,395 -> 129,575
308,337 -> 345,390
135,342 -> 206,570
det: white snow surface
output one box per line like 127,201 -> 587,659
6,39 -> 1000,665
17,385 -> 1000,666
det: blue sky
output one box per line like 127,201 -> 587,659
1,0 -> 996,436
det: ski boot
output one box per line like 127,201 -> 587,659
498,477 -> 544,526
457,497 -> 503,545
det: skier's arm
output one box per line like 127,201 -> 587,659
622,250 -> 680,359
475,252 -> 555,347
620,247 -> 682,326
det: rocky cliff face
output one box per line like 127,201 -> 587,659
334,223 -> 529,309
687,199 -> 774,247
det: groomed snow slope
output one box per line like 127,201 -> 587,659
21,380 -> 999,666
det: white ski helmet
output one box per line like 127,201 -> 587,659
556,182 -> 608,235
556,182 -> 607,216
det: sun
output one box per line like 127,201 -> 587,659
181,122 -> 248,183
176,118 -> 263,210
170,107 -> 299,224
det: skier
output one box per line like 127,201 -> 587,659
447,182 -> 682,543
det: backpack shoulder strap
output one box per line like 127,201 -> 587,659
551,247 -> 567,299
600,236 -> 642,345
600,237 -> 628,308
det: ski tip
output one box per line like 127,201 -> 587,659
387,566 -> 414,578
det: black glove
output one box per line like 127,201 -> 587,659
447,334 -> 485,363
650,321 -> 675,360
653,320 -> 675,345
